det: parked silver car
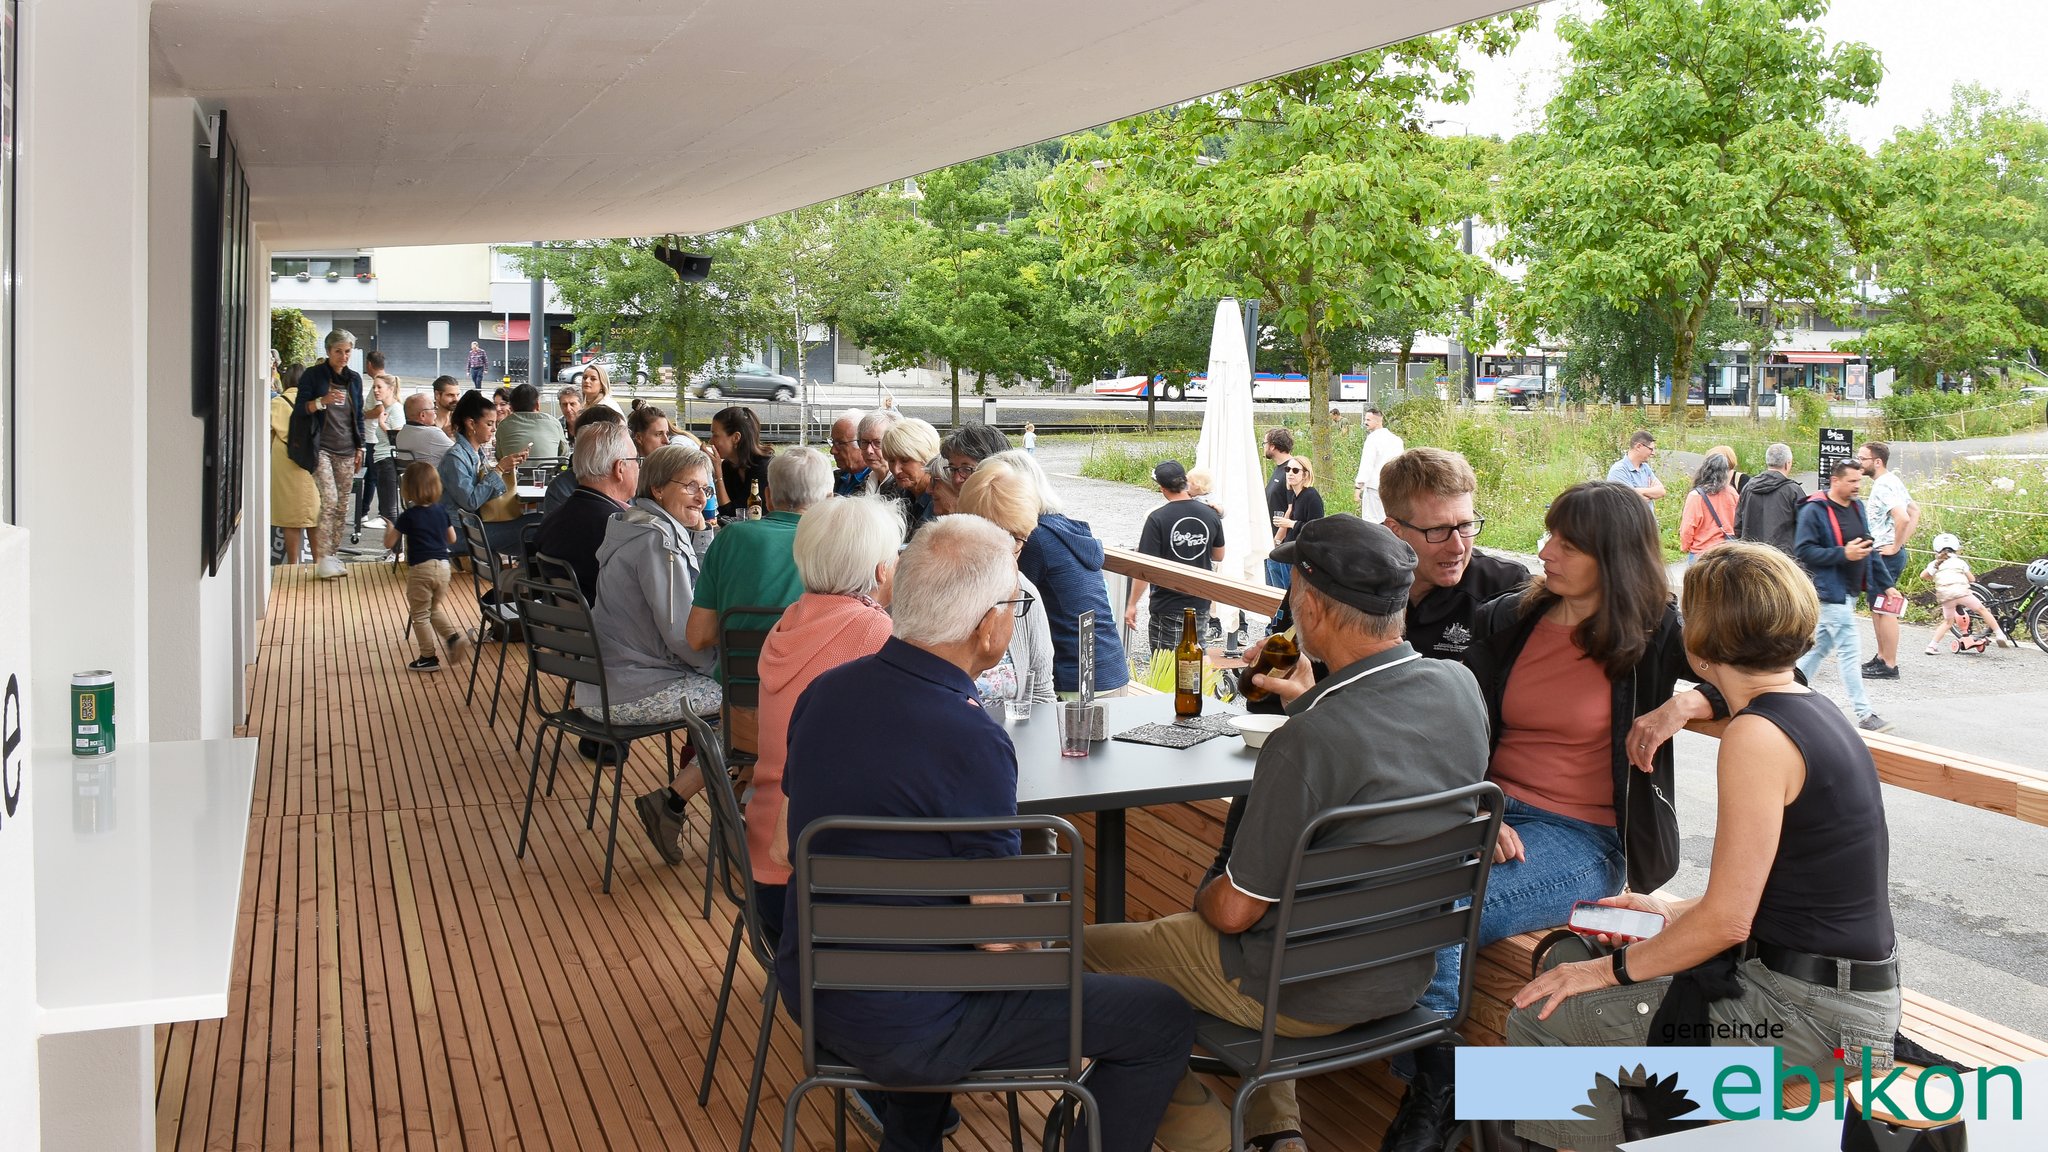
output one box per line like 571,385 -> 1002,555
690,360 -> 799,401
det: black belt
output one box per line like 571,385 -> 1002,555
1743,940 -> 1898,992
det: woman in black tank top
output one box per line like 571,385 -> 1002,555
1505,543 -> 1901,1144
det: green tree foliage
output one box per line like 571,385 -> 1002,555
1495,0 -> 1880,418
270,307 -> 319,374
844,159 -> 1069,425
1041,14 -> 1530,481
1852,87 -> 2048,388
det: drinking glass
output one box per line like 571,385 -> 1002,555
1057,701 -> 1091,758
1008,695 -> 1034,724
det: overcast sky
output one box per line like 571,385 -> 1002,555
1439,0 -> 2042,146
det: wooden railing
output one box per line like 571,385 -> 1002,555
1101,545 -> 2048,824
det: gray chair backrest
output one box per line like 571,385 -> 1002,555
791,815 -> 1085,1079
513,568 -> 614,713
1250,782 -> 1504,1054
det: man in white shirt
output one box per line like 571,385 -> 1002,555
391,392 -> 456,469
1857,440 -> 1919,679
1351,406 -> 1404,521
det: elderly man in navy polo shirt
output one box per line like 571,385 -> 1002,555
777,515 -> 1193,1152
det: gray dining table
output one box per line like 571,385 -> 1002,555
1012,695 -> 1263,922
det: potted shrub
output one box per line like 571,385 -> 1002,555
295,271 -> 310,282
325,270 -> 340,281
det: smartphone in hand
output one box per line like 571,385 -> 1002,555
1567,900 -> 1665,943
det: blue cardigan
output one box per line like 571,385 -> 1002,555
1017,513 -> 1130,693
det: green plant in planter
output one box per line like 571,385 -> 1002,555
325,270 -> 340,281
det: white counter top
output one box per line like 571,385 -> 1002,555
33,738 -> 259,1034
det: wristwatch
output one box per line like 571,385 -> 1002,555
1611,944 -> 1637,986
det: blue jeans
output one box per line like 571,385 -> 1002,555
1416,796 -> 1624,1021
1797,600 -> 1873,719
1264,558 -> 1292,591
818,974 -> 1192,1152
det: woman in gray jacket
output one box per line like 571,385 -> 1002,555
582,444 -> 723,731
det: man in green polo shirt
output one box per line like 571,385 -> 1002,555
684,446 -> 832,657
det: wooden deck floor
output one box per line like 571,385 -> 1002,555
158,562 -> 1417,1151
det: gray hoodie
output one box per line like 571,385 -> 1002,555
578,497 -> 718,709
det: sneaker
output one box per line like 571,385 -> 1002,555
846,1091 -> 960,1142
315,556 -> 347,580
1860,656 -> 1887,673
1858,714 -> 1896,734
1864,661 -> 1899,680
407,656 -> 440,673
633,789 -> 686,865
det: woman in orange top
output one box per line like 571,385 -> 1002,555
1386,481 -> 1715,1151
1679,451 -> 1740,561
745,493 -> 904,942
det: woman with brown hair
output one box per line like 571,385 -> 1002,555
707,405 -> 775,522
1385,480 -> 1711,1152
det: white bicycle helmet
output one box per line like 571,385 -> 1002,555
1932,532 -> 1961,554
2029,557 -> 2048,587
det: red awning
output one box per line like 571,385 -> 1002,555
1774,350 -> 1854,364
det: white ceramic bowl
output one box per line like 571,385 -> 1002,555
1229,714 -> 1288,749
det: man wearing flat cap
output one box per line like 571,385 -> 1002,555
1083,515 -> 1492,1152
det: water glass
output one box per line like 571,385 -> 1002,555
1057,701 -> 1091,758
1008,695 -> 1034,724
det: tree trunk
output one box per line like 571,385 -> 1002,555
1394,337 -> 1413,404
1748,300 -> 1773,423
1668,327 -> 1697,420
1304,330 -> 1333,488
949,361 -> 961,428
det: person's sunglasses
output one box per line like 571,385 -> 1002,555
1394,517 -> 1486,544
1284,466 -> 1305,474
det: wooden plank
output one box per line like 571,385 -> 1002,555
1103,545 -> 1285,617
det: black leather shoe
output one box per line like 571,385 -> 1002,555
1382,1045 -> 1458,1152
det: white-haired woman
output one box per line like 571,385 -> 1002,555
957,465 -> 1058,716
880,417 -> 944,539
980,451 -> 1131,695
586,444 -> 722,861
747,494 -> 906,940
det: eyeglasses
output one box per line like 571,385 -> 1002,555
668,481 -> 712,497
857,438 -> 880,449
946,463 -> 976,480
1283,466 -> 1305,474
993,592 -> 1036,619
830,438 -> 858,449
1394,517 -> 1485,543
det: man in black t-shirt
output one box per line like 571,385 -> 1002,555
1125,460 -> 1225,651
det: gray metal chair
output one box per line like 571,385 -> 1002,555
511,568 -> 691,893
681,707 -> 781,1152
1186,782 -> 1504,1152
782,814 -> 1099,1152
456,507 -> 521,726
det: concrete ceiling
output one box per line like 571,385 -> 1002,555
150,0 -> 1528,248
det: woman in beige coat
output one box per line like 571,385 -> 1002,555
269,364 -> 319,562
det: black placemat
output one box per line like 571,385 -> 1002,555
1112,721 -> 1226,749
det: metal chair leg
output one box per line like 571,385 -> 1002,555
514,675 -> 532,750
515,722 -> 549,859
700,838 -> 719,918
585,741 -> 609,829
738,979 -> 778,1152
1008,1092 -> 1024,1152
487,632 -> 511,726
465,613 -> 485,703
599,744 -> 627,893
697,915 -> 747,1106
545,725 -> 565,795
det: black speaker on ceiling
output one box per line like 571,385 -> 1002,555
652,242 -> 712,281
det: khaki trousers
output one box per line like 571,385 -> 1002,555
403,559 -> 459,659
1085,913 -> 1344,1146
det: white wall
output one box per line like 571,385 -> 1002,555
373,243 -> 492,305
0,527 -> 40,1149
16,0 -> 152,740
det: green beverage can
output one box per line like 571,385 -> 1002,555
71,670 -> 115,757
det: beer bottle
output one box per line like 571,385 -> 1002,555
746,479 -> 764,521
1238,626 -> 1300,705
1175,608 -> 1204,718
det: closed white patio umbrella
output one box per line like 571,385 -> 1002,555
1193,298 -> 1272,636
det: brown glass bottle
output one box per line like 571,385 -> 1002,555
1238,627 -> 1300,704
746,479 -> 764,521
1175,608 -> 1203,718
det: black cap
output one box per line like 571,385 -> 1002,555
1270,515 -> 1416,615
1152,460 -> 1188,491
